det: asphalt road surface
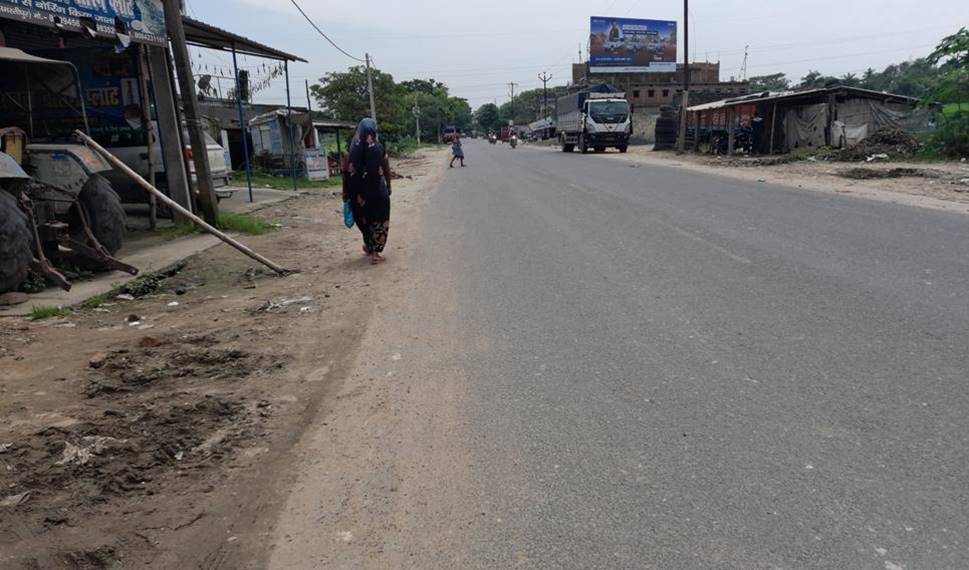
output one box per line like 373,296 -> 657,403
272,141 -> 969,569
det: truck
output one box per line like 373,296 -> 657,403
556,84 -> 632,154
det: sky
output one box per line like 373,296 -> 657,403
185,0 -> 968,110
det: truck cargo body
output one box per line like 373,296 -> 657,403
556,84 -> 632,153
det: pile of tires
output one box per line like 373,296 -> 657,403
654,106 -> 679,151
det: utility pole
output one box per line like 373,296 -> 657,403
163,0 -> 218,225
413,93 -> 421,144
366,53 -> 377,123
508,81 -> 518,125
741,45 -> 749,81
538,72 -> 552,138
677,0 -> 690,152
538,72 -> 553,120
305,79 -> 312,112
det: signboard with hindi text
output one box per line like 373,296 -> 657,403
0,0 -> 168,46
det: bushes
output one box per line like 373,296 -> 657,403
925,110 -> 969,158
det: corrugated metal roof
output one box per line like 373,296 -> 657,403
183,17 -> 306,62
687,86 -> 919,112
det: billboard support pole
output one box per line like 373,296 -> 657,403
678,0 -> 690,152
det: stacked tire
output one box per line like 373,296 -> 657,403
654,106 -> 679,151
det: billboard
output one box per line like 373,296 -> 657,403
0,0 -> 167,46
589,16 -> 677,73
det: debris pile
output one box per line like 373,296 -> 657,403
835,127 -> 921,161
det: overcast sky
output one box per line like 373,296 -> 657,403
186,0 -> 967,110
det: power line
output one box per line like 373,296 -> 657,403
287,0 -> 365,63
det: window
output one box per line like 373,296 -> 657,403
633,90 -> 640,98
662,89 -> 670,97
648,89 -> 655,98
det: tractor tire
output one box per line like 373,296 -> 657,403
618,146 -> 628,153
72,175 -> 126,255
0,190 -> 33,294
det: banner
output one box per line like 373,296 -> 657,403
0,0 -> 167,46
589,16 -> 677,73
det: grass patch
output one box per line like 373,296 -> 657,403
242,171 -> 341,190
79,295 -> 109,310
30,306 -> 72,320
156,213 -> 275,240
156,222 -> 200,241
216,212 -> 276,235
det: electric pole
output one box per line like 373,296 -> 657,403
413,93 -> 421,144
741,45 -> 749,82
678,0 -> 690,152
538,72 -> 553,138
366,53 -> 377,124
163,0 -> 218,224
508,81 -> 518,125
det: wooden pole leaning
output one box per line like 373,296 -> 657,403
74,130 -> 292,276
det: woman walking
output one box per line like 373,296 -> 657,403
345,118 -> 392,264
450,129 -> 466,168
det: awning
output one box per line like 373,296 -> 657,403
0,47 -> 77,66
183,17 -> 306,62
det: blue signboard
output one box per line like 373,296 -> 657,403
590,16 -> 677,73
0,0 -> 167,45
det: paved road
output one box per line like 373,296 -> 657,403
274,141 -> 969,569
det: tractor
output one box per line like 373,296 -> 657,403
0,47 -> 135,295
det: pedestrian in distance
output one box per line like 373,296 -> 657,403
450,129 -> 466,168
343,118 -> 392,265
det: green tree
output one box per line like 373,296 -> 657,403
748,73 -> 790,92
310,65 -> 408,141
474,103 -> 501,132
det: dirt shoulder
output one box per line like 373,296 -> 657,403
0,147 -> 449,569
600,145 -> 969,216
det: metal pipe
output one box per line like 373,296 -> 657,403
285,60 -> 297,191
231,41 -> 254,203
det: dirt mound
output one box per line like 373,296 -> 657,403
0,331 -> 285,567
85,333 -> 275,397
834,127 -> 921,161
839,167 -> 934,180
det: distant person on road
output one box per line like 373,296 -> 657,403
345,118 -> 392,264
450,129 -> 466,168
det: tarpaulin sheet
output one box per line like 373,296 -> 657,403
783,103 -> 827,151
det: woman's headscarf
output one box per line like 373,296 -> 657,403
349,118 -> 379,177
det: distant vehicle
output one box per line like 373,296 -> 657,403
499,127 -> 513,143
556,85 -> 631,154
105,124 -> 232,204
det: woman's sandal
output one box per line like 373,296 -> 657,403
371,253 -> 386,265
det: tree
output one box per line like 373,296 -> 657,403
474,103 -> 501,133
748,73 -> 789,92
310,65 -> 407,141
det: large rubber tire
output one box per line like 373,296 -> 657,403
594,146 -> 606,153
579,135 -> 589,154
72,175 -> 126,255
618,146 -> 628,153
0,190 -> 33,294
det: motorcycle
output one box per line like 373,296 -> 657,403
509,136 -> 518,149
488,135 -> 497,145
